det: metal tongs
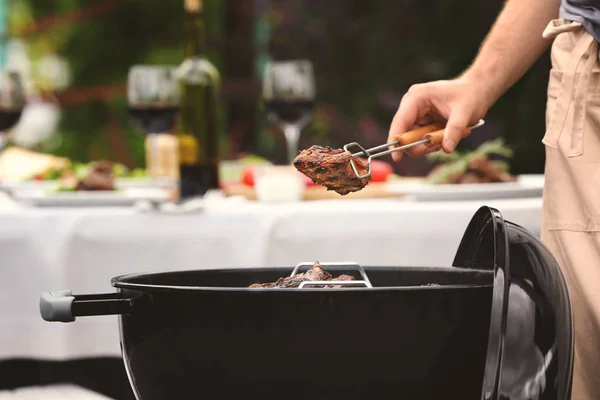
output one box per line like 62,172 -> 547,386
343,119 -> 486,179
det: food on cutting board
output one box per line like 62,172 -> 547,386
220,155 -> 270,184
57,161 -> 118,191
425,138 -> 516,184
293,145 -> 370,195
0,147 -> 71,182
226,153 -> 396,200
238,154 -> 392,191
0,146 -> 145,182
249,261 -> 356,288
35,161 -> 146,182
241,164 -> 317,187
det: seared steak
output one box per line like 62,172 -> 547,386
74,161 -> 115,191
293,145 -> 369,195
249,261 -> 357,288
428,156 -> 517,184
468,157 -> 516,183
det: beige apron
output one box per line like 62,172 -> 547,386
542,19 -> 600,400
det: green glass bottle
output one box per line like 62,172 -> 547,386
177,0 -> 221,199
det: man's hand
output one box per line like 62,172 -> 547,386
387,78 -> 490,162
387,0 -> 560,162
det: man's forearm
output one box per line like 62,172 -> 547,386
461,0 -> 560,110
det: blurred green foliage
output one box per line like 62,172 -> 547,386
9,0 -> 549,175
265,0 -> 549,175
8,0 -> 186,167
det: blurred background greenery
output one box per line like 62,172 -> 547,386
4,0 -> 549,176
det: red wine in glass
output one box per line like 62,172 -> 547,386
0,107 -> 23,131
128,104 -> 179,134
262,60 -> 316,163
264,99 -> 314,126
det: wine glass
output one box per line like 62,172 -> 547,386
127,65 -> 180,187
127,65 -> 180,135
262,60 -> 315,164
0,70 -> 26,154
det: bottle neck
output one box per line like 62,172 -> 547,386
184,9 -> 205,58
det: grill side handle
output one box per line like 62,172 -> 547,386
40,290 -> 136,323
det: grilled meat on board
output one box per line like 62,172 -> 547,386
293,145 -> 369,195
468,157 -> 516,183
249,261 -> 356,288
76,161 -> 115,191
427,156 -> 516,184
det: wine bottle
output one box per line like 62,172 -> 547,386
177,0 -> 221,199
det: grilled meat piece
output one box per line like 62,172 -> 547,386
429,156 -> 517,184
73,161 -> 115,191
77,161 -> 115,191
293,145 -> 370,195
249,262 -> 357,288
458,171 -> 482,184
303,273 -> 359,288
249,263 -> 332,288
326,274 -> 357,289
469,157 -> 516,183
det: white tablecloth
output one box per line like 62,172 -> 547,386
0,196 -> 542,360
0,385 -> 113,400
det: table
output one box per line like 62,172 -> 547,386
0,196 -> 542,360
0,385 -> 114,400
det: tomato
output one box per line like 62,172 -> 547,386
241,166 -> 256,187
368,159 -> 393,182
303,175 -> 319,186
34,174 -> 44,181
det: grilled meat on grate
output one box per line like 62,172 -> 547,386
293,145 -> 369,195
249,261 -> 356,288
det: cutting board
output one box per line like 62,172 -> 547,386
223,182 -> 405,201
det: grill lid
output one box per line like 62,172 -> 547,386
455,206 -> 573,400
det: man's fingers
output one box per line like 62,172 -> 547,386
442,108 -> 472,153
422,144 -> 443,156
415,114 -> 435,126
389,93 -> 420,140
387,143 -> 441,162
389,96 -> 418,142
405,144 -> 442,158
388,94 -> 420,162
391,150 -> 404,162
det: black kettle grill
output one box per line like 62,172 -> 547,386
40,206 -> 573,400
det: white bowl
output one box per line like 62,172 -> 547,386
254,165 -> 305,203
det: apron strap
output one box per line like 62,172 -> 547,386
542,19 -> 582,39
542,19 -> 597,157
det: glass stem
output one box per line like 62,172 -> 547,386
283,124 -> 301,164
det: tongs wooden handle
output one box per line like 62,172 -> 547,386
344,119 -> 485,180
393,120 -> 483,148
393,123 -> 444,147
